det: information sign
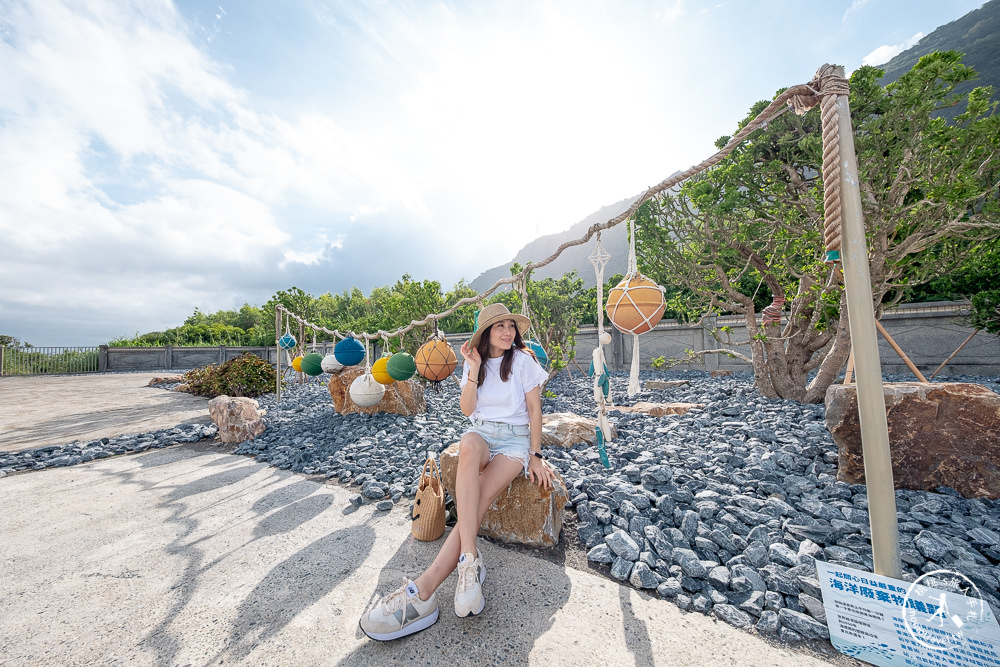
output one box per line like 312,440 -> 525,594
817,561 -> 1000,667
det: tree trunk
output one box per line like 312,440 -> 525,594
803,300 -> 852,403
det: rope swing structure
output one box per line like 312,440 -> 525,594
274,64 -> 900,578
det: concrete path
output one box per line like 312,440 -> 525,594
0,444 -> 852,666
0,372 -> 210,452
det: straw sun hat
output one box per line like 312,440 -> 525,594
469,303 -> 531,348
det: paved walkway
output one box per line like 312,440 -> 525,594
0,373 -> 855,665
0,372 -> 210,452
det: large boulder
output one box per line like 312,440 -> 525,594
327,367 -> 426,416
208,395 -> 266,444
826,382 -> 1000,499
439,442 -> 569,547
541,412 -> 617,448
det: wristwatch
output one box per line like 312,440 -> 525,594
531,452 -> 546,460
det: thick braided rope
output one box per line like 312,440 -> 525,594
805,64 -> 851,263
821,93 -> 843,260
277,65 -> 849,343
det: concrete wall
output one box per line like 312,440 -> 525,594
99,343 -> 335,372
99,302 -> 1000,378
560,301 -> 998,378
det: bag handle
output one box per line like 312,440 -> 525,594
421,456 -> 441,484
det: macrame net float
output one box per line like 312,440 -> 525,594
278,333 -> 297,350
300,352 -> 324,377
606,274 -> 667,335
334,337 -> 365,366
371,355 -> 396,385
386,351 -> 417,381
527,340 -> 549,368
415,337 -> 457,382
349,372 -> 385,407
320,353 -> 344,374
291,355 -> 304,372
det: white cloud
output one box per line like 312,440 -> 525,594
862,32 -> 924,67
843,0 -> 872,21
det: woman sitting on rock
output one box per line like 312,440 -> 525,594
360,303 -> 554,641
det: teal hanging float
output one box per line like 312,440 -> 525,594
334,336 -> 365,366
527,339 -> 548,368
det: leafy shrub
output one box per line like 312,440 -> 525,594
184,353 -> 280,398
970,290 -> 1000,335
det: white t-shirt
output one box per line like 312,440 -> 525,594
461,349 -> 549,425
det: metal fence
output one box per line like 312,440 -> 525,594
0,347 -> 100,376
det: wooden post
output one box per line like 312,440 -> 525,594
873,320 -> 927,382
930,329 -> 978,379
843,348 -> 855,384
832,66 -> 901,578
275,306 -> 282,403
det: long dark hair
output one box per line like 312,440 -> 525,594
472,322 -> 531,386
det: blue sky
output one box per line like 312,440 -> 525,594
0,0 -> 988,346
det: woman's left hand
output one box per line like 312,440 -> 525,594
527,454 -> 553,490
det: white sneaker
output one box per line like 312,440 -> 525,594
454,552 -> 486,617
360,579 -> 439,641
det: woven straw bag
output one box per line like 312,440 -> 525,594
411,457 -> 446,541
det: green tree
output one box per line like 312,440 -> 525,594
637,52 -> 999,402
496,264 -> 588,380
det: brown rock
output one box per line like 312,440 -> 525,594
208,395 -> 266,444
439,442 -> 569,547
147,376 -> 185,386
327,367 -> 426,416
645,379 -> 691,390
541,412 -> 617,448
710,370 -> 733,377
617,402 -> 705,417
826,382 -> 1000,499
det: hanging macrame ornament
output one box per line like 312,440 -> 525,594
291,355 -> 304,372
334,337 -> 365,366
606,216 -> 667,397
371,355 -> 396,385
527,340 -> 549,368
321,353 -> 343,374
415,336 -> 457,382
300,352 -> 324,377
278,333 -> 297,350
386,351 -> 417,381
606,274 -> 666,335
349,372 -> 385,407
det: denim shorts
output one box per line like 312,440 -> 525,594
466,418 -> 531,477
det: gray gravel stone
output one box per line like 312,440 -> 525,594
606,530 -> 641,561
798,593 -> 827,623
778,608 -> 830,639
629,562 -> 661,590
610,556 -> 634,581
755,610 -> 780,634
587,543 -> 615,564
656,578 -> 682,599
713,604 -> 754,629
673,548 -> 708,578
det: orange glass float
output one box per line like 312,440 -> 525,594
606,274 -> 666,335
415,337 -> 457,382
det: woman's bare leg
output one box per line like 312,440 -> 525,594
413,437 -> 523,599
